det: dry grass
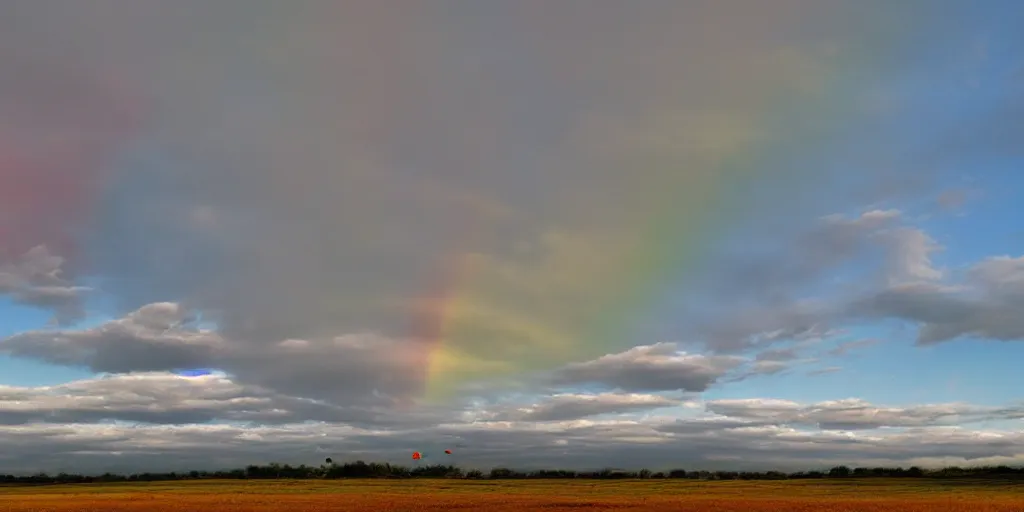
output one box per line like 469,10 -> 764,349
1,478 -> 1022,511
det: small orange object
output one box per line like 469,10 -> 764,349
444,450 -> 452,455
412,451 -> 421,460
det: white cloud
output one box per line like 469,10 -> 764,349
0,372 -> 460,429
1,413 -> 1022,475
704,398 -> 1024,430
483,393 -> 683,422
877,227 -> 943,284
549,343 -> 745,392
0,363 -> 1020,474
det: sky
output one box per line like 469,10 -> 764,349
1,0 -> 1024,474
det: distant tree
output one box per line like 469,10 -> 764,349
489,467 -> 516,479
2,460 -> 1023,484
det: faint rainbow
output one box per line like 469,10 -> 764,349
415,4 -> 939,401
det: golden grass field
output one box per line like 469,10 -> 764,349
2,478 -> 1022,511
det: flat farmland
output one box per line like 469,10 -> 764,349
2,478 -> 1022,511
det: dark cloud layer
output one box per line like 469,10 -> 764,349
0,0 -> 989,388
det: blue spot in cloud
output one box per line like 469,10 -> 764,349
176,368 -> 215,377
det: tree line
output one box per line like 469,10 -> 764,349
2,462 -> 1023,484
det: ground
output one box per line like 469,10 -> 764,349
2,478 -> 1023,511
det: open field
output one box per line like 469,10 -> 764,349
2,478 -> 1022,511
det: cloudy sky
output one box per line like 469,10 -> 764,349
2,0 -> 1023,475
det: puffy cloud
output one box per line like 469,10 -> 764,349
851,256 -> 1024,344
2,314 -> 743,406
549,343 -> 745,393
0,302 -> 222,373
0,302 -> 436,404
877,227 -> 943,285
682,208 -> 1018,353
679,209 -> 940,353
0,245 -> 88,323
0,372 -> 287,425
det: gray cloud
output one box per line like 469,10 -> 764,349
807,366 -> 843,376
0,307 -> 737,407
877,226 -> 943,285
677,210 -> 941,353
224,333 -> 432,405
1,415 -> 1022,475
0,0 -> 977,394
748,360 -> 792,376
827,338 -> 879,357
0,246 -> 87,324
0,302 -> 436,404
851,256 -> 1024,344
0,372 -> 461,429
483,393 -> 685,422
0,368 -> 1020,474
0,302 -> 222,373
936,188 -> 972,211
755,347 -> 803,362
704,398 -> 1024,430
0,1 -> 1018,475
549,343 -> 745,393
